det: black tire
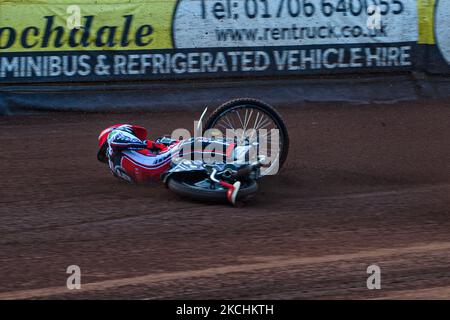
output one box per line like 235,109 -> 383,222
167,176 -> 258,203
204,98 -> 290,171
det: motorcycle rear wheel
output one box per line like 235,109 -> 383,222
167,175 -> 258,203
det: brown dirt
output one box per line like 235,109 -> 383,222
0,99 -> 449,299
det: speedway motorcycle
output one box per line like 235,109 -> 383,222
97,99 -> 289,205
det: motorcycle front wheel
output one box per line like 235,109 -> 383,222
203,98 -> 290,176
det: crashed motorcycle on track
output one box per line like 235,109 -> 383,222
97,98 -> 289,206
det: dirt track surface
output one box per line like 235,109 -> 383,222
0,99 -> 449,300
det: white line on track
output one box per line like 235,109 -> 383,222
1,241 -> 450,299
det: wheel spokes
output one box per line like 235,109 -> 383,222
209,106 -> 283,175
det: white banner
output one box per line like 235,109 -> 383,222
173,0 -> 418,48
435,0 -> 450,65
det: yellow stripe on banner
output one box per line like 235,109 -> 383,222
0,0 -> 177,52
418,0 -> 436,44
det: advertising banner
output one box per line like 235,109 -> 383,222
426,0 -> 450,73
0,0 -> 447,83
